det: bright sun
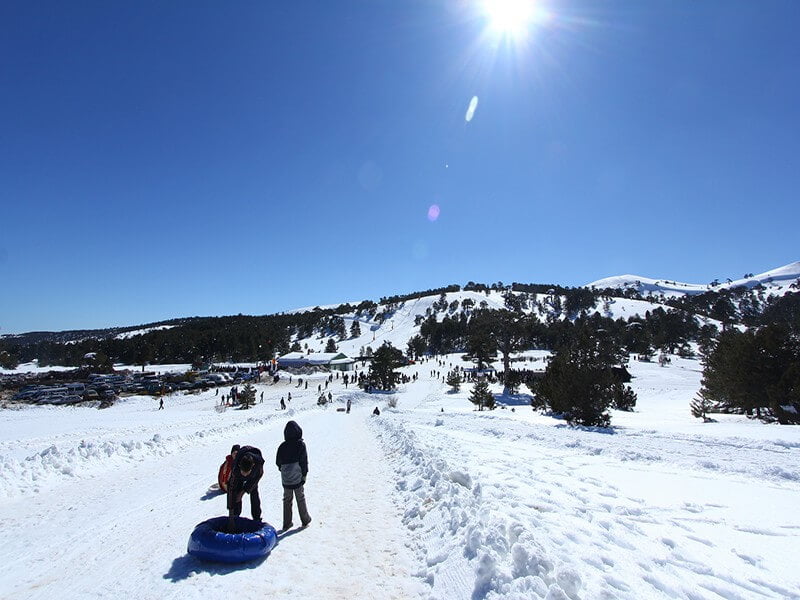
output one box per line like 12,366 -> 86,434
483,0 -> 549,38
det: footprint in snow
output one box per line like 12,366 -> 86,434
686,534 -> 715,547
733,525 -> 785,536
732,549 -> 763,567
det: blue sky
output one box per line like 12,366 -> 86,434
1,1 -> 798,334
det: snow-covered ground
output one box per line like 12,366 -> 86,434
1,355 -> 799,599
0,361 -> 76,375
114,325 -> 177,340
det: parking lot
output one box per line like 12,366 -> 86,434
1,367 -> 262,407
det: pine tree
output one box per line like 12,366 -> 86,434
535,323 -> 619,427
435,292 -> 448,311
446,371 -> 462,392
239,383 -> 256,409
485,309 -> 526,391
336,316 -> 348,339
134,344 -> 152,372
350,320 -> 361,339
690,390 -> 714,422
0,350 -> 17,370
612,382 -> 637,411
406,334 -> 426,359
325,338 -> 337,353
368,342 -> 404,390
466,322 -> 496,370
469,378 -> 494,411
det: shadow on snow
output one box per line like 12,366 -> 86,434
200,488 -> 225,501
163,552 -> 270,582
493,392 -> 532,407
553,422 -> 617,435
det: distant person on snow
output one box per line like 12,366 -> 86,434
373,406 -> 380,416
275,420 -> 311,531
158,398 -> 164,410
280,397 -> 286,410
218,444 -> 240,492
227,445 -> 265,531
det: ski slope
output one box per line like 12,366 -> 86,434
2,356 -> 800,599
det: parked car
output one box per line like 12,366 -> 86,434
44,394 -> 69,405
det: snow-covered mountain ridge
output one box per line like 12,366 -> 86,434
287,262 -> 799,356
2,261 -> 796,351
586,261 -> 800,299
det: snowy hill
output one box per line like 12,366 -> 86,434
3,262 -> 796,355
282,262 -> 797,358
586,261 -> 800,299
287,288 -> 717,359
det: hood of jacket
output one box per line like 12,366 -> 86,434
284,420 -> 303,441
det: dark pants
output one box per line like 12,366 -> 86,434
283,485 -> 311,529
228,486 -> 261,521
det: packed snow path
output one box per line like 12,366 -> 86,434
0,406 -> 426,600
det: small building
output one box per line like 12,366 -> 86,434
328,356 -> 355,372
277,352 -> 355,371
275,352 -> 307,368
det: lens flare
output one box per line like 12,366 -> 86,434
465,96 -> 479,122
427,204 -> 441,221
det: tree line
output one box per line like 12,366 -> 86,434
2,283 -> 798,426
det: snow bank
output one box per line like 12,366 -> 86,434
0,412 -> 284,498
371,417 -> 580,600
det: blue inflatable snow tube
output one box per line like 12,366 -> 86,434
187,516 -> 277,563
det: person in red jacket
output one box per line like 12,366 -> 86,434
218,444 -> 240,492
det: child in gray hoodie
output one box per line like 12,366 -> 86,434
275,420 -> 312,531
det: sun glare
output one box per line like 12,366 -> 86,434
483,0 -> 550,38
